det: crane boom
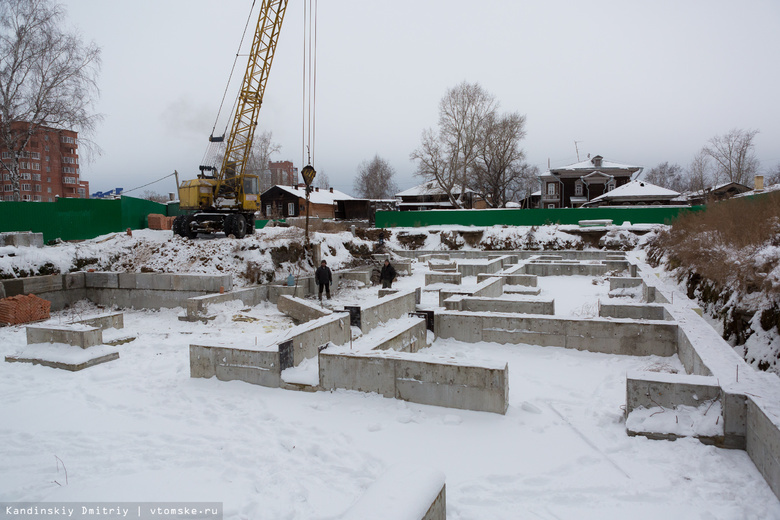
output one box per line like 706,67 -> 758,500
175,0 -> 289,239
219,0 -> 288,190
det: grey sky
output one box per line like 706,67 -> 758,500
64,0 -> 780,196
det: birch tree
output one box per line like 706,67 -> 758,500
353,154 -> 398,199
0,0 -> 101,201
703,128 -> 760,186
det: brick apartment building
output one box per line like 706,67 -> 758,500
268,160 -> 298,186
0,124 -> 89,202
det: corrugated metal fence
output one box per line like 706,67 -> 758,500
0,196 -> 172,243
375,206 -> 704,228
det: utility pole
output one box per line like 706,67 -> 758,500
574,141 -> 583,162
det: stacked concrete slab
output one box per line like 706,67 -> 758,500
0,231 -> 43,248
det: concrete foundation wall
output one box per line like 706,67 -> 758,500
369,317 -> 428,353
277,295 -> 332,323
609,277 -> 644,290
358,290 -> 417,334
599,303 -> 670,321
425,272 -> 462,285
319,349 -> 509,414
747,398 -> 780,500
447,296 -> 555,315
435,311 -> 677,356
284,313 -> 351,365
76,312 -> 124,330
439,277 -> 503,307
189,344 -> 281,387
626,372 -> 721,413
186,286 -> 268,319
26,324 -> 103,348
457,257 -> 504,277
477,273 -> 538,287
523,263 -> 609,277
0,231 -> 44,247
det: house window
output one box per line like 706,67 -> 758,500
32,173 -> 40,181
63,166 -> 75,174
47,187 -> 51,193
34,184 -> 41,192
3,184 -> 11,192
48,197 -> 53,202
265,204 -> 271,216
547,203 -> 555,209
21,183 -> 31,191
22,194 -> 31,201
33,195 -> 42,201
606,181 -> 615,192
287,202 -> 295,215
546,183 -> 556,195
63,176 -> 76,184
31,152 -> 40,160
1,152 -> 11,159
5,195 -> 13,201
575,183 -> 583,196
77,188 -> 85,196
2,174 -> 8,181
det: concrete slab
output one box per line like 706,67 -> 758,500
5,344 -> 119,371
26,324 -> 103,348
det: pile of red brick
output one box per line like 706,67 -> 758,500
147,214 -> 176,230
0,294 -> 51,325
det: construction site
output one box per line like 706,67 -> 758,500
2,226 -> 780,519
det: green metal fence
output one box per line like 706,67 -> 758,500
375,206 -> 704,228
0,196 -> 170,243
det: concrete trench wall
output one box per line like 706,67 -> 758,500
355,289 -> 418,334
365,317 -> 428,353
444,296 -> 555,315
457,257 -> 504,277
319,349 -> 509,414
26,324 -> 103,348
599,303 -> 671,321
438,277 -> 503,307
522,262 -> 610,277
435,311 -> 677,357
190,344 -> 282,387
276,294 -> 332,323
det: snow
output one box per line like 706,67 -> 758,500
553,157 -> 641,171
627,401 -> 724,438
589,179 -> 681,202
7,342 -> 118,364
271,185 -> 353,205
2,228 -> 780,517
395,180 -> 471,197
2,269 -> 780,518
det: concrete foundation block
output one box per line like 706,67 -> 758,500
339,465 -> 445,520
425,272 -> 462,285
26,324 -> 103,348
357,289 -> 417,334
625,371 -> 721,414
190,344 -> 282,388
75,312 -> 124,330
599,303 -> 670,320
268,285 -> 302,304
747,398 -> 780,499
609,277 -> 643,290
277,295 -> 331,323
341,270 -> 372,285
319,352 -> 396,397
0,231 -> 44,248
173,274 -> 232,293
63,272 -> 86,290
85,272 -> 119,289
378,289 -> 399,298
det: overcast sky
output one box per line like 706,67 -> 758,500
64,0 -> 780,196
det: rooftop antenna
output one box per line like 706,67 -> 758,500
574,140 -> 583,161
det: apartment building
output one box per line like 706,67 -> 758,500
0,125 -> 89,202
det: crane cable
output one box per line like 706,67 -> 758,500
301,0 -> 318,171
201,1 -> 258,168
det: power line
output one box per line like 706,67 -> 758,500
121,172 -> 178,195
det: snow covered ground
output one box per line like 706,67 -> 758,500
2,258 -> 780,518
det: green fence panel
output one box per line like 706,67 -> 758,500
120,196 -> 168,231
0,198 -> 122,243
375,206 -> 704,228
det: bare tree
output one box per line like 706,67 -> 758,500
703,128 -> 760,186
314,168 -> 330,190
142,190 -> 169,203
243,130 -> 280,192
471,111 -> 528,207
353,155 -> 398,199
0,0 -> 102,201
643,162 -> 686,192
411,81 -> 497,208
764,163 -> 780,187
686,150 -> 714,194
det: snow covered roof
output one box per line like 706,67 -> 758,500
270,185 -> 353,204
553,156 -> 641,172
589,180 -> 680,203
395,181 -> 471,197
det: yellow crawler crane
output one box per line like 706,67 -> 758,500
174,0 -> 288,239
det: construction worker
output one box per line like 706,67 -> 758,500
315,259 -> 332,301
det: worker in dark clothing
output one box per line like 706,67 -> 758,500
315,259 -> 332,301
380,259 -> 396,289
